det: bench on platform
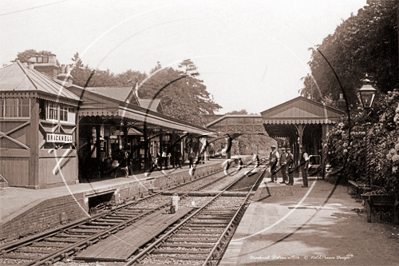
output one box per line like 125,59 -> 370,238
361,194 -> 399,224
347,180 -> 373,201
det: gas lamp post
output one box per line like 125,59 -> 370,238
359,79 -> 377,187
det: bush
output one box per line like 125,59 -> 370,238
325,91 -> 399,196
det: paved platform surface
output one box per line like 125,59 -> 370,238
220,175 -> 399,266
0,160 -> 224,225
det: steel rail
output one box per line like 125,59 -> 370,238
0,162 -> 232,252
0,158 -> 254,265
123,166 -> 260,266
194,160 -> 254,191
0,191 -> 164,253
30,204 -> 169,266
29,164 -> 237,266
0,163 -> 243,265
202,169 -> 266,266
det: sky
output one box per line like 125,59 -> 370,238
0,0 -> 367,114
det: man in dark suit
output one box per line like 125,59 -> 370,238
279,148 -> 288,184
286,148 -> 294,185
300,146 -> 310,187
269,145 -> 279,182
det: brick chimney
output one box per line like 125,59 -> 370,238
337,93 -> 346,111
29,54 -> 59,78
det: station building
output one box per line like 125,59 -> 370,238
0,56 -> 214,189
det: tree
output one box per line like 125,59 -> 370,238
301,3 -> 398,107
115,69 -> 147,87
70,52 -> 92,86
70,52 -> 121,87
16,49 -> 54,63
139,60 -> 222,125
178,59 -> 199,77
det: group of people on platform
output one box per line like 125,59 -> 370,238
269,145 -> 310,187
145,150 -> 184,176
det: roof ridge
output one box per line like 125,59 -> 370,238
17,61 -> 38,91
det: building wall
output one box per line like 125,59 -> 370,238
0,97 -> 79,189
37,100 -> 79,189
38,150 -> 78,188
0,107 -> 34,187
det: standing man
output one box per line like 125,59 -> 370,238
286,148 -> 294,185
269,145 -> 279,182
188,149 -> 195,169
162,150 -> 168,170
279,148 -> 288,184
300,146 -> 310,188
176,150 -> 183,169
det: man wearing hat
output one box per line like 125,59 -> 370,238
279,147 -> 288,184
286,147 -> 294,185
300,146 -> 310,187
269,145 -> 279,182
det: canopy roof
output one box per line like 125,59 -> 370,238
261,96 -> 344,124
66,85 -> 214,136
0,61 -> 80,105
86,87 -> 162,112
85,87 -> 139,105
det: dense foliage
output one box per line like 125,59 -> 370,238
301,2 -> 399,106
16,49 -> 55,63
325,91 -> 399,196
139,60 -> 222,126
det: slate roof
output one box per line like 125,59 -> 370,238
0,61 -> 80,102
85,87 -> 133,102
138,98 -> 162,112
260,96 -> 344,124
86,86 -> 161,112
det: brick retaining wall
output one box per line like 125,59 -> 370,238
0,193 -> 88,241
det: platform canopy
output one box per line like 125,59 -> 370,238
261,96 -> 344,138
65,85 -> 215,136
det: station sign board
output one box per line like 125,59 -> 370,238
46,133 -> 73,143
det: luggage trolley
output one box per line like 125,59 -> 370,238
308,155 -> 322,179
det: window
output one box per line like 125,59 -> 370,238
42,57 -> 48,63
68,107 -> 75,122
48,102 -> 58,120
5,98 -> 17,117
39,99 -> 46,119
19,98 -> 29,117
60,104 -> 68,121
45,101 -> 75,123
1,98 -> 30,118
37,57 -> 43,63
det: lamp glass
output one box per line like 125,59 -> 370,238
359,85 -> 376,109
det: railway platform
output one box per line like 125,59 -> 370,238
0,159 -> 227,242
220,175 -> 399,265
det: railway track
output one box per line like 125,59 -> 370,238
0,158 -> 259,265
125,168 -> 265,266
